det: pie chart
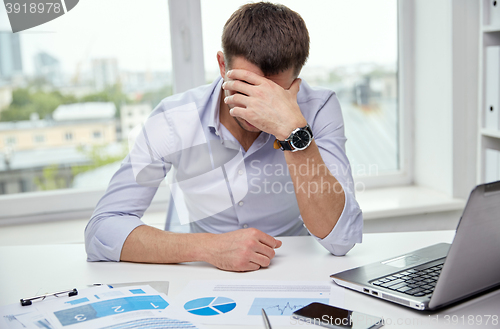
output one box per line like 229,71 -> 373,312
184,297 -> 237,316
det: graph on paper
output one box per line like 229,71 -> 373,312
247,298 -> 329,316
184,297 -> 237,316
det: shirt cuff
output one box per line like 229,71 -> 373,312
85,215 -> 145,262
307,188 -> 363,256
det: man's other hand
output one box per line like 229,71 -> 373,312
204,228 -> 282,272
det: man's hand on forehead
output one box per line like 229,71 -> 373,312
222,69 -> 307,140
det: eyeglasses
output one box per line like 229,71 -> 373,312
20,288 -> 78,306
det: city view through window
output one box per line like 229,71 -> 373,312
0,0 -> 397,196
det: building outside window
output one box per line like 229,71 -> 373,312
0,0 -> 172,195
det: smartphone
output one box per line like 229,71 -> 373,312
292,302 -> 384,329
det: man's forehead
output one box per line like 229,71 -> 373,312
228,56 -> 295,88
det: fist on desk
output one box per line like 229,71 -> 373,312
205,228 -> 282,272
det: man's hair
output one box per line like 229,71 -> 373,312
222,2 -> 309,77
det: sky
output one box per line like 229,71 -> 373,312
0,0 -> 397,77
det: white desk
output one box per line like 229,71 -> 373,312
1,231 -> 499,328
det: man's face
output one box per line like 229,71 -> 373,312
223,56 -> 296,133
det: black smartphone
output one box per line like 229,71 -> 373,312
292,302 -> 384,329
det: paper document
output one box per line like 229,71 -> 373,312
168,280 -> 345,326
0,285 -> 205,329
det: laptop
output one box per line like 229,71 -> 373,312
330,181 -> 500,311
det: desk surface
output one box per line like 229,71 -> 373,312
1,231 -> 499,328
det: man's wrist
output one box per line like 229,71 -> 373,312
182,232 -> 213,263
276,117 -> 308,141
193,233 -> 217,264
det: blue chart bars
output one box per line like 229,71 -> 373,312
54,295 -> 169,326
183,297 -> 237,316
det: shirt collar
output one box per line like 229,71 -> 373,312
208,77 -> 224,136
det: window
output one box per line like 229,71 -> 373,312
92,130 -> 102,139
201,0 -> 401,185
0,0 -> 172,197
19,179 -> 29,193
33,134 -> 45,143
0,0 -> 413,222
5,136 -> 16,145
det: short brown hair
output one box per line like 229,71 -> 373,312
222,2 -> 309,76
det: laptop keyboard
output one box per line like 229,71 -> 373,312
370,262 -> 444,297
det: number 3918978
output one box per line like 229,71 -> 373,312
5,2 -> 62,14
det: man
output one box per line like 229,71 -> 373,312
85,2 -> 362,272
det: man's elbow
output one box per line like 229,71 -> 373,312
84,217 -> 119,262
327,242 -> 356,256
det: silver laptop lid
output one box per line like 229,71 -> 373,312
429,181 -> 500,309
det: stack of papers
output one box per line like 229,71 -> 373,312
1,280 -> 344,328
0,285 -> 205,329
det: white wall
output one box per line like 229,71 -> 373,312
413,0 -> 478,198
414,0 -> 454,195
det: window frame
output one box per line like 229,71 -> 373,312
353,0 -> 413,190
0,0 -> 414,224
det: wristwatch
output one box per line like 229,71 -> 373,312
274,124 -> 313,152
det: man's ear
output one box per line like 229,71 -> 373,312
217,51 -> 227,80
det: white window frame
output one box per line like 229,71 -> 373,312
0,0 -> 413,225
354,0 -> 413,190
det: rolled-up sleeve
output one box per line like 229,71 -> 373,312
300,88 -> 363,255
84,154 -> 169,261
308,185 -> 363,255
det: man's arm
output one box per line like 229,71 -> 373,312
85,105 -> 282,271
120,225 -> 282,272
86,160 -> 282,272
283,140 -> 345,239
223,69 -> 360,252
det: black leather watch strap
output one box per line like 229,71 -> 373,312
278,139 -> 293,151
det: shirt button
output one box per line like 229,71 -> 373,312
238,201 -> 244,206
238,170 -> 243,175
243,224 -> 248,228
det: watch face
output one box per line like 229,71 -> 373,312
291,129 -> 311,150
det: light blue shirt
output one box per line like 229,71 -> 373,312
85,77 -> 363,261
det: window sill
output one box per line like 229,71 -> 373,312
1,184 -> 466,227
357,185 -> 466,220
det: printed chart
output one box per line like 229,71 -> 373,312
183,297 -> 237,316
248,298 -> 329,316
54,295 -> 169,326
172,280 -> 342,326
